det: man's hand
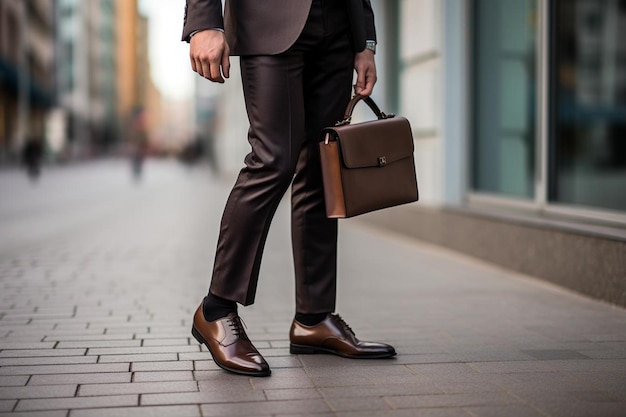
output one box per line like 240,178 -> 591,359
190,30 -> 230,83
353,49 -> 376,97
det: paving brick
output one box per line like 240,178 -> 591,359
0,375 -> 30,386
407,363 -> 480,377
319,383 -> 442,398
385,392 -> 520,409
266,356 -> 302,369
97,353 -> 176,363
132,371 -> 193,382
0,363 -> 129,375
52,324 -> 89,331
103,327 -> 149,334
192,360 -> 220,371
44,335 -> 135,342
200,399 -> 331,416
135,333 -> 190,340
78,381 -> 197,396
463,404 -> 546,417
141,390 -> 266,406
69,405 -> 201,417
326,397 -> 392,412
192,370 -> 224,380
0,342 -> 55,349
432,379 -> 505,394
467,361 -> 556,374
15,395 -> 138,411
131,361 -> 193,372
87,346 -> 198,356
0,400 -> 15,412
263,388 -> 321,401
0,334 -> 43,342
311,375 -> 374,388
248,369 -> 314,390
141,338 -> 190,347
0,349 -> 86,357
279,414 -> 336,417
0,356 -> 97,366
0,411 -> 68,417
256,348 -> 291,357
56,341 -> 141,349
335,410 -> 469,417
368,374 -> 434,386
269,340 -> 290,348
0,384 -> 76,400
0,319 -> 30,325
29,373 -> 131,386
178,352 -> 213,361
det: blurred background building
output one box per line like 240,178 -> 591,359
0,0 -> 56,163
199,0 -> 626,307
116,0 -> 162,157
56,0 -> 118,159
0,0 -> 169,164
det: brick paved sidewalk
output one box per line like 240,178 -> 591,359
1,160 -> 625,417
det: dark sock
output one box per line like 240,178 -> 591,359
202,293 -> 237,322
295,312 -> 329,326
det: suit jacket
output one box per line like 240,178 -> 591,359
182,0 -> 376,56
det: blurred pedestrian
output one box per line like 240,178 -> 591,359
183,0 -> 395,377
130,108 -> 148,181
131,133 -> 148,181
22,137 -> 44,181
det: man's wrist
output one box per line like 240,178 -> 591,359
365,40 -> 376,55
191,28 -> 224,38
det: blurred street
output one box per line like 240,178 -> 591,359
0,160 -> 625,417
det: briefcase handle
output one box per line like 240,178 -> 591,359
335,96 -> 395,126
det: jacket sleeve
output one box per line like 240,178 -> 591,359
363,0 -> 376,42
181,0 -> 224,42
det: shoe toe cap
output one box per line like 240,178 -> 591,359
228,353 -> 269,373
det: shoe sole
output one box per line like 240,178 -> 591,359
191,326 -> 271,377
290,343 -> 397,359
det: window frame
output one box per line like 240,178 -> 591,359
467,0 -> 626,226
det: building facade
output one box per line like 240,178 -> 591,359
55,0 -> 118,159
366,0 -> 626,307
0,0 -> 56,163
116,0 -> 162,154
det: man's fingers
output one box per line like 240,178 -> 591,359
353,49 -> 376,97
222,52 -> 230,79
354,70 -> 366,95
209,60 -> 224,83
360,71 -> 376,97
188,29 -> 228,83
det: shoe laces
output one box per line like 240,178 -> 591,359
331,313 -> 355,336
227,316 -> 249,340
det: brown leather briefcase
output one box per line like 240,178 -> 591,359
319,96 -> 419,218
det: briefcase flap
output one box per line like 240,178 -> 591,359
331,117 -> 414,169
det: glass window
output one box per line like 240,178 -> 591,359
551,0 -> 626,212
472,0 -> 538,198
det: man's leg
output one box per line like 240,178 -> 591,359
209,52 -> 306,307
287,28 -> 397,359
291,24 -> 355,314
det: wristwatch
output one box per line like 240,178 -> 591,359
365,40 -> 377,54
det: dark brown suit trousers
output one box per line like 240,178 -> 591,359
182,0 -> 376,313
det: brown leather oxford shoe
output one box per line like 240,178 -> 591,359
289,313 -> 396,359
191,304 -> 270,377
